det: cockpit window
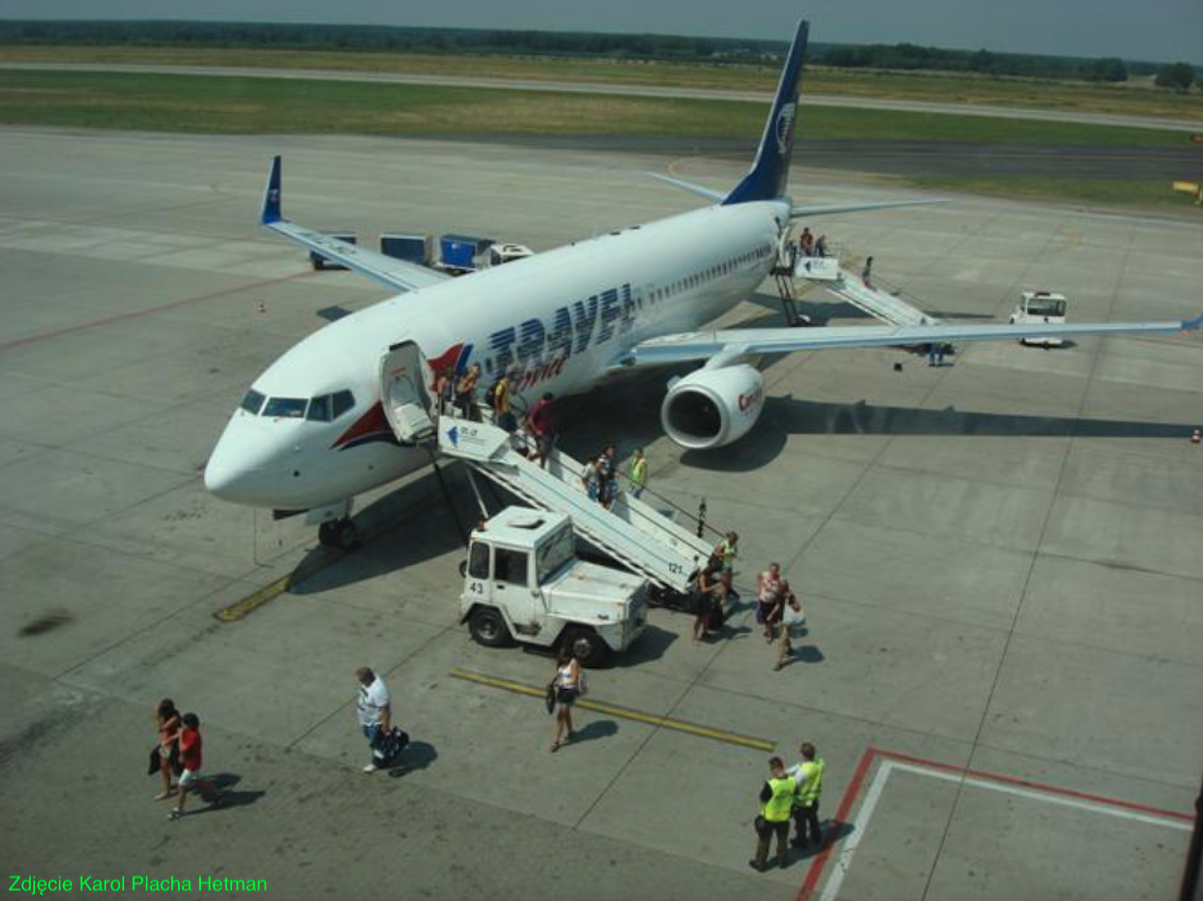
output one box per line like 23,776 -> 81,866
240,390 -> 265,415
263,397 -> 307,419
331,390 -> 356,419
306,395 -> 332,422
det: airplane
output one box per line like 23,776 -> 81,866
204,19 -> 1201,549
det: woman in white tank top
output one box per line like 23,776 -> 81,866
550,648 -> 582,752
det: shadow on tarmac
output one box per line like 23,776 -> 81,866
684,395 -> 1197,474
191,773 -> 265,815
388,740 -> 438,779
566,719 -> 619,746
614,624 -> 677,667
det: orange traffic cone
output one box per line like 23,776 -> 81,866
1193,428 -> 1201,445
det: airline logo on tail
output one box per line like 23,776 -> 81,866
775,102 -> 797,155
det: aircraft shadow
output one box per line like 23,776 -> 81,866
683,395 -> 1196,474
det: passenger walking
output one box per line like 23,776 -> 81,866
789,742 -> 825,850
814,234 -> 828,258
597,444 -> 618,509
749,756 -> 796,871
692,564 -> 732,642
581,456 -> 601,502
775,586 -> 806,671
861,256 -> 874,289
713,531 -> 739,575
152,698 -> 181,801
756,563 -> 784,643
799,227 -> 814,257
356,666 -> 392,774
627,449 -> 648,499
549,647 -> 582,752
455,364 -> 482,421
166,713 -> 221,820
491,370 -> 516,431
528,392 -> 555,469
433,370 -> 452,416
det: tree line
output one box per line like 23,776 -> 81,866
0,21 -> 1196,88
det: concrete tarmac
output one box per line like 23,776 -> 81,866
1,128 -> 1201,900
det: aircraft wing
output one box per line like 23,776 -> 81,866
647,172 -> 726,203
613,315 -> 1203,368
790,199 -> 947,218
649,171 -> 947,218
260,156 -> 450,294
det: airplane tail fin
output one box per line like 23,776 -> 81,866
723,19 -> 808,206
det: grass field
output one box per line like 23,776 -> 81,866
0,69 -> 1191,148
2,44 -> 1202,124
0,69 -> 1195,210
911,175 -> 1199,209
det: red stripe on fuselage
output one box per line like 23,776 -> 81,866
332,401 -> 391,450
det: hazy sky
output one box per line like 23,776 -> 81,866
2,0 -> 1200,64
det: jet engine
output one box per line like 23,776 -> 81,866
660,364 -> 766,450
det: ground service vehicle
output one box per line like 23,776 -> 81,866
459,508 -> 648,667
1011,291 -> 1068,346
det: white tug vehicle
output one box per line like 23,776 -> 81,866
459,507 -> 649,667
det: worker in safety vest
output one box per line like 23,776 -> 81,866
627,449 -> 648,499
789,741 -> 825,849
750,756 -> 796,871
713,531 -> 739,575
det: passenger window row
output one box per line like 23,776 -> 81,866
239,389 -> 355,421
646,243 -> 773,304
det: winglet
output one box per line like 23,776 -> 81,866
261,155 -> 283,225
1182,312 -> 1203,331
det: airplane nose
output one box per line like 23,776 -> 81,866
204,418 -> 268,503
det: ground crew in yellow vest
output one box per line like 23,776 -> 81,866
789,741 -> 824,849
627,448 -> 648,499
750,756 -> 796,871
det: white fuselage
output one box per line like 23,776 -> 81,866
204,199 -> 788,510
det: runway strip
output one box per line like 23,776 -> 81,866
451,667 -> 776,752
2,61 -> 1198,133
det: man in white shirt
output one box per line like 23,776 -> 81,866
355,667 -> 392,773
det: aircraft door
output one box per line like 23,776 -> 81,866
380,340 -> 436,444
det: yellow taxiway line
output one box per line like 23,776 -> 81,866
451,668 -> 775,752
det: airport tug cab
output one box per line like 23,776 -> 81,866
1011,291 -> 1068,347
460,508 -> 649,667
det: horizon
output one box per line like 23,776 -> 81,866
0,18 -> 1198,68
0,0 -> 1199,66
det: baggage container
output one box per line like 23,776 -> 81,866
380,233 -> 433,266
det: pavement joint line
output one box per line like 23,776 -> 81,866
917,213 -> 1123,901
450,668 -> 775,752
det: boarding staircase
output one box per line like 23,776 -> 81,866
788,252 -> 941,328
434,416 -> 712,593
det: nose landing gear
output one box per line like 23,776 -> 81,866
318,517 -> 358,550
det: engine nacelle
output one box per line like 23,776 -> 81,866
661,364 -> 766,450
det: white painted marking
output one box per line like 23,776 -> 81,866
890,763 -> 1192,832
818,761 -> 894,901
818,760 -> 1190,901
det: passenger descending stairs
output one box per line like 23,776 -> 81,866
794,255 -> 941,328
435,416 -> 712,593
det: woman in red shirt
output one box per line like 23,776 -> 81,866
167,713 -> 220,821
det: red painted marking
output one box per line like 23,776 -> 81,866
427,342 -> 464,377
332,400 -> 390,450
796,746 -> 1194,900
0,269 -> 314,354
875,748 -> 1195,823
797,746 -> 878,901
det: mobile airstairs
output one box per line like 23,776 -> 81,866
775,249 -> 942,328
378,341 -> 713,595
